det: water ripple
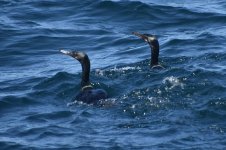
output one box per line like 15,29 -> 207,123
1,0 -> 226,149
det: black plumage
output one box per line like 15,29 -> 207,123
132,32 -> 163,69
60,50 -> 108,104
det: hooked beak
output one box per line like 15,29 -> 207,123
60,49 -> 73,56
132,32 -> 148,42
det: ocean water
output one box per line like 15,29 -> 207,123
1,0 -> 226,149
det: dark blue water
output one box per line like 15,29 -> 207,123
1,0 -> 226,149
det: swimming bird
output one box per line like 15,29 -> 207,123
60,50 -> 108,104
132,32 -> 163,69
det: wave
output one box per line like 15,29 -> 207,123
1,0 -> 226,149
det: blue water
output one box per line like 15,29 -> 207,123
1,0 -> 226,149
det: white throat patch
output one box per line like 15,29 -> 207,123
77,52 -> 85,58
148,36 -> 156,42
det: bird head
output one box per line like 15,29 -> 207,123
60,50 -> 87,62
132,32 -> 157,43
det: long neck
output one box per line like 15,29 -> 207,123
149,40 -> 159,66
80,55 -> 91,87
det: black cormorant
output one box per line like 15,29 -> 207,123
60,50 -> 108,104
132,32 -> 163,69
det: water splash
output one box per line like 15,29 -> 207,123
162,76 -> 185,90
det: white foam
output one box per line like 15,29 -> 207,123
163,76 -> 184,90
110,66 -> 141,72
67,100 -> 86,107
95,66 -> 141,77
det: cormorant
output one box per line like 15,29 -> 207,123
132,32 -> 163,69
60,50 -> 108,104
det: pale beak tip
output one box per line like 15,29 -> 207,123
60,49 -> 70,55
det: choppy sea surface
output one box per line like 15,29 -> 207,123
1,0 -> 226,149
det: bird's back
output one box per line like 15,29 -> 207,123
75,89 -> 108,104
